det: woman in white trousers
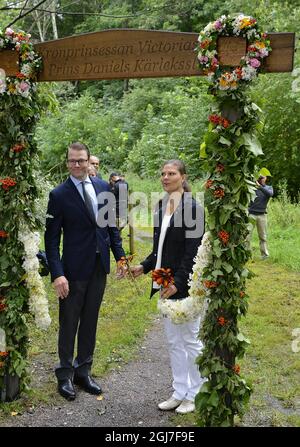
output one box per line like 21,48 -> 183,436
131,159 -> 205,414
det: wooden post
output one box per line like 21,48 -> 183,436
128,189 -> 135,255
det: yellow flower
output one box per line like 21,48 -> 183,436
254,41 -> 265,49
219,78 -> 228,88
8,83 -> 16,93
240,18 -> 252,29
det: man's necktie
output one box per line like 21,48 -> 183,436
81,181 -> 95,222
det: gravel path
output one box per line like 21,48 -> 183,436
2,317 -> 175,427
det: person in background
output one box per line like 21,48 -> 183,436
109,172 -> 129,233
45,142 -> 125,401
131,159 -> 205,414
248,175 -> 274,259
89,155 -> 102,179
87,165 -> 97,177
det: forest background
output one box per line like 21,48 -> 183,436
1,0 -> 300,199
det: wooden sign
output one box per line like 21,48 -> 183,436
34,30 -> 201,81
0,49 -> 19,76
264,33 -> 295,72
217,37 -> 247,66
0,29 -> 295,81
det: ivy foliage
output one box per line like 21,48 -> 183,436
195,15 -> 270,426
0,29 -> 46,393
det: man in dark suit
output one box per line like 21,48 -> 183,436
45,142 -> 125,401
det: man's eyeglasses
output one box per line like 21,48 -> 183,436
67,159 -> 88,166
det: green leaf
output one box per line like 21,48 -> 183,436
223,263 -> 233,273
259,167 -> 272,177
237,333 -> 251,344
243,133 -> 263,155
207,390 -> 220,407
219,136 -> 232,146
212,270 -> 224,278
0,282 -> 11,287
200,142 -> 207,159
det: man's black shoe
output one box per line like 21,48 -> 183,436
57,378 -> 76,401
74,375 -> 102,395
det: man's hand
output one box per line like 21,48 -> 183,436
130,265 -> 144,278
161,284 -> 178,299
53,276 -> 69,299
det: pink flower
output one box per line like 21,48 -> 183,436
211,57 -> 218,66
198,55 -> 208,63
259,48 -> 269,58
5,28 -> 14,36
214,20 -> 223,30
249,58 -> 261,68
19,81 -> 30,92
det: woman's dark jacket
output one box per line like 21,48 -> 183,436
141,193 -> 204,300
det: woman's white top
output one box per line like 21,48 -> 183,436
153,213 -> 172,289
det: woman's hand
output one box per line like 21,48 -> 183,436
130,264 -> 144,278
161,284 -> 178,299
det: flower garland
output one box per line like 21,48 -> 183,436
197,14 -> 271,94
18,226 -> 51,330
0,28 -> 42,98
0,27 -> 48,397
158,233 -> 211,324
193,14 -> 269,427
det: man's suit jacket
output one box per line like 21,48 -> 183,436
45,176 -> 125,282
141,193 -> 204,300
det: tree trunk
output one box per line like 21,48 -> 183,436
0,373 -> 20,402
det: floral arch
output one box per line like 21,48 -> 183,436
0,15 -> 295,425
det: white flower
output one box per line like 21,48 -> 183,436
241,65 -> 257,81
18,225 -> 51,330
21,63 -> 32,76
246,29 -> 259,40
158,295 -> 204,325
157,232 -> 212,324
203,21 -> 215,34
0,78 -> 6,94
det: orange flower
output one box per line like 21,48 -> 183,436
233,364 -> 241,374
205,179 -> 214,189
217,316 -> 227,326
240,291 -> 246,298
203,280 -> 218,289
209,114 -> 231,128
200,39 -> 211,49
16,72 -> 26,79
240,18 -> 253,29
235,67 -> 243,79
216,163 -> 225,173
11,143 -> 26,153
218,230 -> 230,245
0,351 -> 9,358
0,177 -> 17,190
0,302 -> 6,312
151,268 -> 174,288
221,118 -> 230,128
0,230 -> 9,238
214,188 -> 225,198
